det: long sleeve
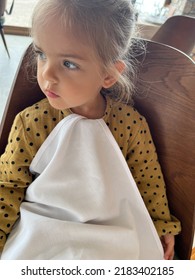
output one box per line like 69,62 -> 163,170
0,98 -> 70,251
125,114 -> 181,236
104,97 -> 181,237
0,114 -> 34,251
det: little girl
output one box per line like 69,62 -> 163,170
0,0 -> 180,259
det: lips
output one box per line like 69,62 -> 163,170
45,90 -> 59,98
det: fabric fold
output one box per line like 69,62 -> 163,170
1,114 -> 163,260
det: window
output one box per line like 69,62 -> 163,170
134,0 -> 189,24
4,0 -> 39,28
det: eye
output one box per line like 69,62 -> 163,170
34,50 -> 46,61
63,61 -> 78,70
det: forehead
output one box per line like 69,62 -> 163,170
33,18 -> 96,57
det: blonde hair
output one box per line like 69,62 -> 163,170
31,0 -> 139,104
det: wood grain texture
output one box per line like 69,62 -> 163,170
0,44 -> 44,155
134,40 -> 195,259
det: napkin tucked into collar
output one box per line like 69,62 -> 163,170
1,114 -> 163,260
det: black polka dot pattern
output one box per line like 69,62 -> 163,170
0,97 -> 181,251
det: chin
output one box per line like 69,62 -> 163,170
47,99 -> 69,111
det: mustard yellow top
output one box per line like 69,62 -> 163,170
0,97 -> 181,251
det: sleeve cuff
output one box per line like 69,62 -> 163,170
153,215 -> 181,236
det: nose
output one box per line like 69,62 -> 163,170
41,61 -> 58,84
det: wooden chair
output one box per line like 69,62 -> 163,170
0,40 -> 195,259
0,44 -> 44,155
133,40 -> 195,260
151,15 -> 195,56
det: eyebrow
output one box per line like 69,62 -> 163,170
33,44 -> 87,61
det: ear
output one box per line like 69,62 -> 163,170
102,60 -> 126,89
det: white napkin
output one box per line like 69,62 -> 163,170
1,114 -> 163,260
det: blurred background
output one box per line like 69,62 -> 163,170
3,0 -> 195,27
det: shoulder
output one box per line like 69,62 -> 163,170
19,98 -> 61,120
14,98 -> 70,144
18,98 -> 71,126
104,97 -> 152,156
105,97 -> 147,130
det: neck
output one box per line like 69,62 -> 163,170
71,95 -> 106,119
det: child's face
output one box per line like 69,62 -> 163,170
33,20 -> 110,116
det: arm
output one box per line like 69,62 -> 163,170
126,113 -> 181,259
0,113 -> 34,251
0,99 -> 65,252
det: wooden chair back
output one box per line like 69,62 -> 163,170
151,15 -> 195,56
0,40 -> 195,259
133,40 -> 195,260
0,44 -> 44,155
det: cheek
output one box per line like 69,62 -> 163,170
73,71 -> 104,89
36,73 -> 45,93
36,70 -> 42,85
36,61 -> 42,76
36,65 -> 44,86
